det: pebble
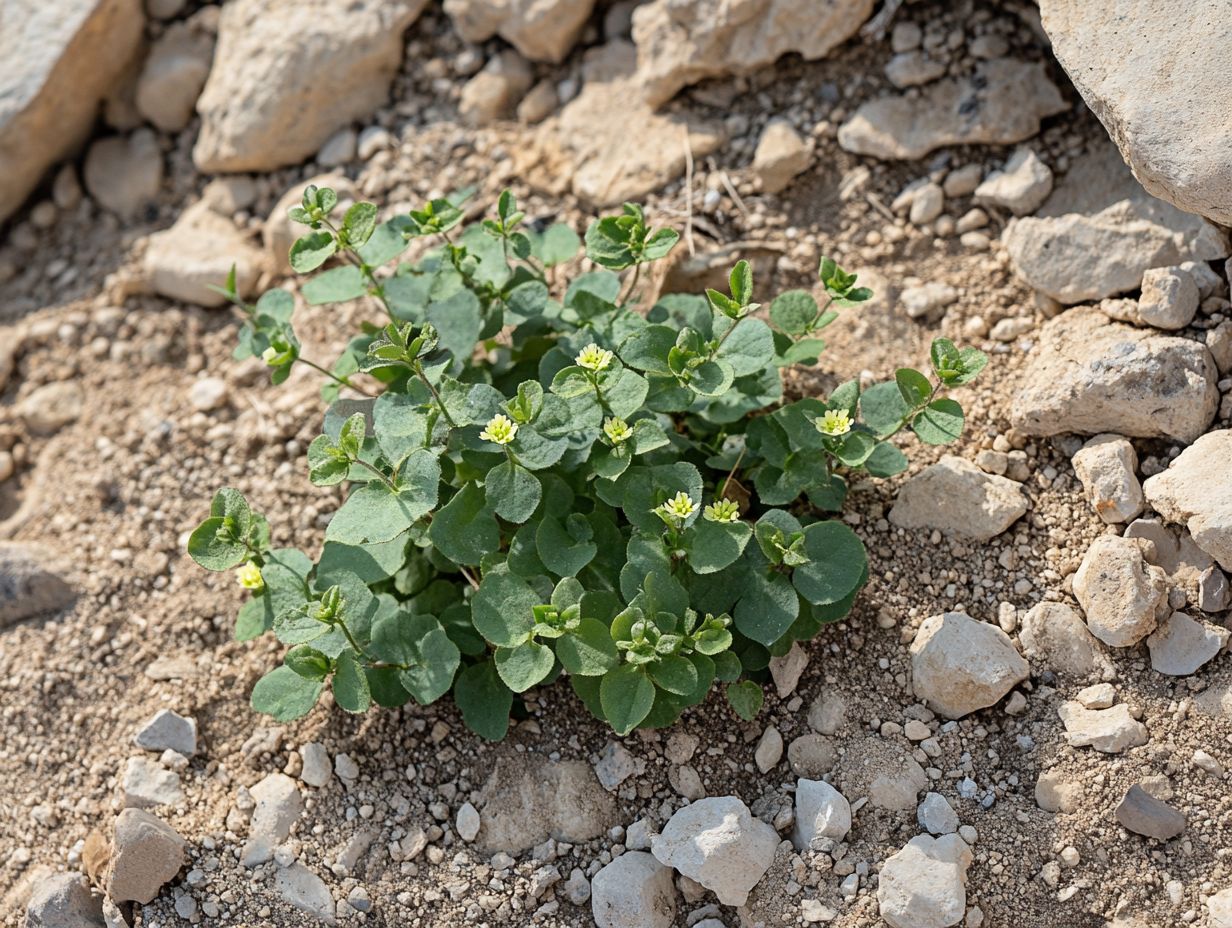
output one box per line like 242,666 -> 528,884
300,742 -> 332,788
890,457 -> 1027,542
877,834 -> 972,928
189,377 -> 228,412
793,779 -> 851,850
918,792 -> 959,835
650,796 -> 777,906
107,808 -> 187,904
1072,434 -> 1144,524
274,863 -> 335,923
241,773 -> 303,867
1116,784 -> 1186,840
910,612 -> 1028,719
457,801 -> 481,842
1146,611 -> 1229,675
1076,683 -> 1116,709
591,851 -> 675,928
595,741 -> 640,790
1058,702 -> 1148,754
134,709 -> 198,756
754,726 -> 784,773
25,873 -> 103,926
1073,535 -> 1169,647
122,756 -> 184,809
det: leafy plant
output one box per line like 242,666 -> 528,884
190,185 -> 986,739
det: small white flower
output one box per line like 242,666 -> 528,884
604,417 -> 632,444
236,560 -> 264,591
816,408 -> 853,437
575,343 -> 614,371
479,413 -> 518,445
703,498 -> 741,523
656,491 -> 697,523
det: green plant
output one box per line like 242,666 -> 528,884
188,186 -> 987,739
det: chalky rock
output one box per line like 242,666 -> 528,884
889,456 -> 1027,542
909,612 -> 1028,719
143,201 -> 265,306
0,0 -> 144,223
1073,535 -> 1169,647
241,772 -> 303,867
135,21 -> 214,133
0,542 -> 75,627
1146,612 -> 1229,676
444,0 -> 594,63
792,779 -> 851,850
917,792 -> 959,836
1115,784 -> 1185,841
1071,435 -> 1144,524
869,753 -> 928,811
193,0 -> 428,172
25,873 -> 104,928
299,742 -> 332,788
134,709 -> 198,756
974,147 -> 1053,216
877,834 -> 972,928
122,756 -> 183,809
264,174 -> 356,276
753,121 -> 812,195
1058,702 -> 1148,754
459,50 -> 533,126
838,59 -> 1066,161
1208,887 -> 1232,928
1040,1 -> 1232,226
1135,266 -> 1200,330
274,863 -> 336,924
1144,430 -> 1232,572
83,130 -> 164,218
632,0 -> 874,107
20,382 -> 84,435
1018,602 -> 1110,679
1035,770 -> 1080,813
650,796 -> 778,906
591,851 -> 676,928
107,809 -> 187,904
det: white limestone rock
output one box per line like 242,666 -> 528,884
241,772 -> 303,867
445,0 -> 594,63
133,709 -> 197,757
877,834 -> 972,928
917,792 -> 959,835
753,120 -> 812,195
1136,266 -> 1201,330
889,456 -> 1027,542
1071,434 -> 1144,524
792,779 -> 851,850
1058,701 -> 1148,754
135,21 -> 214,132
1073,535 -> 1170,647
1018,602 -> 1110,679
909,612 -> 1029,719
1146,611 -> 1229,676
1144,430 -> 1232,572
143,200 -> 266,306
106,809 -> 187,905
591,851 -> 676,928
974,147 -> 1053,216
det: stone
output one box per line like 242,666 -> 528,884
274,864 -> 336,924
768,643 -> 808,698
1209,888 -> 1232,928
901,281 -> 957,320
107,809 -> 187,904
877,834 -> 972,928
477,753 -> 616,854
444,0 -> 594,62
787,734 -> 837,779
1072,434 -> 1143,524
241,772 -> 303,867
754,726 -> 783,773
889,457 -> 1027,542
459,50 -> 533,126
1199,566 -> 1231,614
135,22 -> 214,132
202,176 -> 258,215
974,147 -> 1052,216
134,709 -> 197,756
1035,770 -> 1080,813
83,130 -> 163,217
517,80 -> 559,124
193,0 -> 428,172
1011,308 -> 1219,443
1040,1 -> 1232,226
0,543 -> 75,627
909,183 -> 945,225
650,796 -> 778,906
315,127 -> 357,167
792,779 -> 851,850
1208,322 -> 1232,375
25,873 -> 104,928
1076,683 -> 1116,710
456,802 -> 480,842
356,126 -> 392,160
528,42 -> 724,206
19,382 -> 84,436
591,851 -> 675,928
808,692 -> 846,735
910,612 -> 1028,719
753,121 -> 812,195
918,792 -> 959,835
838,59 -> 1067,161
143,201 -> 266,307
122,756 -> 183,808
633,0 -> 873,107
265,174 -> 356,275
1144,430 -> 1232,571
1135,266 -> 1200,330
563,868 -> 592,905
884,51 -> 946,89
1073,535 -> 1169,647
1058,702 -> 1148,754
595,741 -> 642,791
189,377 -> 228,412
944,164 -> 983,198
868,754 -> 928,812
299,742 -> 331,788
1146,611 -> 1229,676
0,0 -> 144,224
1115,784 -> 1185,841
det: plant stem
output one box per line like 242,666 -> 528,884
618,262 -> 642,307
413,362 -> 458,427
336,615 -> 374,663
298,358 -> 375,397
459,566 -> 480,590
719,446 -> 747,498
354,457 -> 399,493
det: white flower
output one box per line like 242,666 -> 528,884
816,408 -> 853,437
479,413 -> 518,445
575,343 -> 614,371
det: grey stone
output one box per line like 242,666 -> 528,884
793,779 -> 851,850
459,50 -> 533,126
445,0 -> 594,62
456,802 -> 480,842
83,130 -> 163,218
974,147 -> 1053,216
918,792 -> 959,835
1136,266 -> 1200,330
884,51 -> 946,88
0,543 -> 75,627
1115,784 -> 1185,840
1146,611 -> 1229,676
274,863 -> 336,924
241,773 -> 303,867
591,851 -> 675,928
1071,434 -> 1143,524
107,809 -> 187,904
890,457 -> 1027,542
1144,430 -> 1232,572
877,834 -> 972,928
122,756 -> 183,809
1199,567 -> 1230,613
753,120 -> 812,195
299,742 -> 332,788
1018,602 -> 1110,679
1058,702 -> 1148,754
787,734 -> 837,779
910,612 -> 1029,719
20,382 -> 84,435
135,22 -> 214,133
25,873 -> 104,928
1074,535 -> 1170,647
134,710 -> 197,757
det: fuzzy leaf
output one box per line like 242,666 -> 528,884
485,460 -> 542,523
495,640 -> 556,692
600,665 -> 655,735
454,661 -> 513,741
251,665 -> 322,721
427,482 -> 500,566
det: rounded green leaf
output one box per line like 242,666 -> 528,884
486,460 -> 542,523
792,521 -> 867,606
913,398 -> 965,445
600,665 -> 655,736
859,380 -> 911,437
454,661 -> 513,741
649,654 -> 698,696
894,368 -> 933,408
427,482 -> 500,566
770,290 -> 818,335
495,640 -> 556,692
289,231 -> 337,273
333,650 -> 372,713
251,665 -> 322,722
726,680 -> 763,720
734,569 -> 799,647
556,618 -> 620,676
687,519 -> 752,575
471,570 -> 538,647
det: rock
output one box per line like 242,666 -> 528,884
877,834 -> 972,928
754,726 -> 783,773
591,851 -> 675,928
265,174 -> 356,275
650,796 -> 778,906
135,22 -> 214,132
909,612 -> 1029,719
134,709 -> 197,756
768,643 -> 808,698
974,147 -> 1053,216
1011,308 -> 1219,443
1073,535 -> 1169,647
189,377 -> 227,411
299,742 -> 331,788
477,753 -> 615,854
456,802 -> 480,842
0,543 -> 75,627
444,0 -> 594,62
838,59 -> 1067,161
122,756 -> 183,808
563,868 -> 592,905
1035,770 -> 1080,813
529,42 -> 724,206
0,0 -> 144,223
315,128 -> 357,167
787,734 -> 837,779
918,792 -> 959,835
83,129 -> 163,217
193,0 -> 427,172
792,779 -> 851,850
1040,1 -> 1232,226
868,753 -> 928,812
595,741 -> 642,791
106,809 -> 187,904
1209,888 -> 1232,928
632,0 -> 873,107
1146,611 -> 1229,676
901,281 -> 957,320
753,120 -> 812,195
1208,322 -> 1232,375
144,201 -> 265,306
884,51 -> 946,89
1199,566 -> 1231,614
889,457 -> 1027,542
1144,430 -> 1232,571
241,772 -> 303,867
1134,266 -> 1200,330
909,183 -> 945,225
19,382 -> 84,435
25,873 -> 104,928
1072,434 -> 1144,524
808,692 -> 846,735
1115,784 -> 1185,840
1076,682 -> 1116,710
202,176 -> 258,215
1058,702 -> 1148,754
517,80 -> 559,124
459,50 -> 533,126
274,863 -> 336,924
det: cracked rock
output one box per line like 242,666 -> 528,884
1144,430 -> 1232,572
1073,535 -> 1170,647
910,612 -> 1028,719
1146,611 -> 1229,676
877,834 -> 972,928
1058,702 -> 1148,754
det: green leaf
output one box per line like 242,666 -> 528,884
427,482 -> 500,566
471,570 -> 538,647
714,318 -> 775,378
307,435 -> 350,486
713,650 -> 742,682
792,521 -> 867,606
735,568 -> 798,646
859,381 -> 912,437
585,217 -> 635,269
600,665 -> 655,735
343,202 -> 379,246
689,359 -> 734,397
325,457 -> 440,545
539,223 -> 581,266
454,661 -> 513,741
508,280 -> 548,318
726,680 -> 764,721
399,618 -> 462,704
485,460 -> 542,523
333,650 -> 372,713
284,645 -> 330,680
619,325 -> 677,375
289,231 -> 337,273
187,488 -> 252,571
865,442 -> 909,477
427,289 -> 483,367
495,640 -> 556,692
913,398 -> 965,445
643,227 -> 679,260
650,655 -> 698,696
556,618 -> 620,676
251,665 -> 322,722
833,430 -> 877,468
895,368 -> 933,408
303,266 -> 367,305
536,514 -> 597,577
779,337 -> 826,367
688,518 -> 752,574
356,217 -> 411,265
770,290 -> 818,335
729,260 -> 753,306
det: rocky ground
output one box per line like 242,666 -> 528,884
4,1 -> 1232,927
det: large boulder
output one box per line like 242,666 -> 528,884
633,0 -> 873,108
0,0 -> 143,223
909,612 -> 1028,719
1144,430 -> 1232,572
1040,1 -> 1232,226
444,0 -> 594,63
193,0 -> 428,172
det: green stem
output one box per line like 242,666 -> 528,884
618,262 -> 643,307
336,615 -> 374,663
413,362 -> 458,428
298,358 -> 375,398
354,457 -> 398,493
